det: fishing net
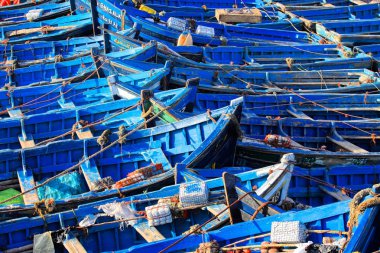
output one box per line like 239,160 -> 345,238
36,171 -> 87,200
0,188 -> 24,205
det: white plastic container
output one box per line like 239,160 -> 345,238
167,17 -> 187,32
195,25 -> 215,37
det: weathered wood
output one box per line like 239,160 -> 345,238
287,104 -> 313,120
18,138 -> 36,149
80,159 -> 101,191
63,237 -> 87,253
76,130 -> 93,139
319,185 -> 351,201
7,108 -> 22,118
133,221 -> 165,242
328,128 -> 368,153
204,204 -> 230,231
223,172 -> 243,224
8,26 -> 74,37
17,170 -> 39,205
215,8 -> 262,24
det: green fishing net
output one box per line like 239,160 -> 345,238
37,171 -> 87,200
0,188 -> 24,205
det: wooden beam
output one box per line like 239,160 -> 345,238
80,159 -> 102,191
319,185 -> 351,201
133,221 -> 165,242
63,237 -> 87,253
17,169 -> 39,205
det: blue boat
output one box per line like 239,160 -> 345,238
0,78 -> 109,118
0,66 -> 177,150
174,44 -> 354,65
169,67 -> 380,94
289,3 -> 380,21
0,12 -> 92,44
0,102 -> 242,218
0,1 -> 70,26
123,0 -> 261,8
0,43 -> 158,87
77,0 -> 311,46
118,184 -> 380,253
316,19 -> 380,46
195,93 -> 380,121
0,55 -> 97,88
0,36 -> 104,67
236,116 -> 380,167
0,0 -> 55,11
0,154 -> 293,250
103,31 -> 375,72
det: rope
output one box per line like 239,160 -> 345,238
0,105 -> 172,205
344,184 -> 380,249
159,191 -> 254,253
97,129 -> 112,148
35,102 -> 141,146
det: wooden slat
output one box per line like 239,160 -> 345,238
133,221 -> 165,242
7,108 -> 22,118
80,159 -> 102,191
319,185 -> 351,201
204,204 -> 230,231
327,136 -> 368,153
63,237 -> 87,253
17,170 -> 39,205
286,105 -> 313,120
76,130 -> 93,139
19,138 -> 36,149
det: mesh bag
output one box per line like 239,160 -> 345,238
179,181 -> 209,207
114,164 -> 164,189
270,221 -> 307,243
146,203 -> 172,227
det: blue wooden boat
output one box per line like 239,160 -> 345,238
174,44 -> 353,65
316,19 -> 380,46
0,154 -> 293,250
76,0 -> 310,46
123,0 -> 261,8
196,93 -> 380,121
0,102 -> 242,217
236,116 -> 380,168
197,163 -> 380,207
0,36 -> 104,68
0,65 -> 180,150
103,31 -> 375,72
0,12 -> 92,44
0,0 -> 58,11
118,184 -> 380,253
263,0 -> 351,6
0,43 -> 158,88
108,61 -> 172,99
0,78 -> 110,118
289,3 -> 380,21
0,55 -> 97,88
0,1 -> 70,26
355,43 -> 380,67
